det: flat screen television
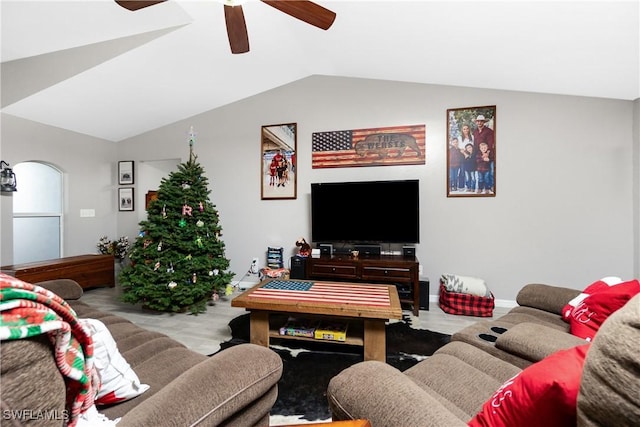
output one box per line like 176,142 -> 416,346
310,179 -> 420,244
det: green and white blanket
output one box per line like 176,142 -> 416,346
0,273 -> 99,427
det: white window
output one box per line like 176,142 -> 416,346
12,162 -> 63,264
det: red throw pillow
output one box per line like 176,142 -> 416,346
468,344 -> 590,427
561,277 -> 622,322
568,279 -> 640,341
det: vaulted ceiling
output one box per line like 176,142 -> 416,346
2,1 -> 639,142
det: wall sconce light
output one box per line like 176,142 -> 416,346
0,161 -> 17,192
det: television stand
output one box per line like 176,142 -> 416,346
304,254 -> 420,316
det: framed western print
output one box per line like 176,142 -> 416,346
261,123 -> 297,200
118,188 -> 134,211
446,105 -> 496,197
118,161 -> 134,185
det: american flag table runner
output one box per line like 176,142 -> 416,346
249,280 -> 391,307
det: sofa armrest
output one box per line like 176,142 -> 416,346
118,344 -> 282,427
35,279 -> 84,300
496,322 -> 587,362
516,283 -> 581,314
327,361 -> 467,427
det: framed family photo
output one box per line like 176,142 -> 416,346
261,123 -> 297,200
118,160 -> 134,185
118,188 -> 134,211
446,105 -> 496,197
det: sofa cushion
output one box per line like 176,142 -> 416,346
101,347 -> 208,420
81,318 -> 150,406
118,344 -> 283,427
468,343 -> 590,427
405,352 -> 505,419
0,336 -> 67,427
577,293 -> 640,426
34,278 -> 84,301
567,279 -> 640,341
516,283 -> 581,315
495,322 -> 586,363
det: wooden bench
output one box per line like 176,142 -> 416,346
1,254 -> 115,289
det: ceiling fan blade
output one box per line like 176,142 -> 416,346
115,1 -> 167,11
261,0 -> 336,30
224,5 -> 250,54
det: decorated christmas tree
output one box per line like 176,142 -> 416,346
119,128 -> 233,314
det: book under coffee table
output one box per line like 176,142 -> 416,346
231,279 -> 402,362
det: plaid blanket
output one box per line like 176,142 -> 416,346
0,273 -> 99,427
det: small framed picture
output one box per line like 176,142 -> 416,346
118,188 -> 134,211
118,160 -> 134,185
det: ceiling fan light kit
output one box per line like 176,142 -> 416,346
115,0 -> 336,54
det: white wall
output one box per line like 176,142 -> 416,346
115,76 -> 637,300
634,98 -> 640,277
0,114 -> 117,265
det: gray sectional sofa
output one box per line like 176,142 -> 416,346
327,283 -> 640,426
1,279 -> 283,426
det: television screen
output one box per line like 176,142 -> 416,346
311,180 -> 420,244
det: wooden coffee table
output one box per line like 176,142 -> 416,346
231,279 -> 402,362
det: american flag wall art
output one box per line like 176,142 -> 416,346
312,124 -> 426,169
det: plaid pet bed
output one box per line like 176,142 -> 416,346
438,281 -> 495,317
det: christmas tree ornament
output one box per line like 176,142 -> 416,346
168,281 -> 177,289
196,237 -> 203,248
182,204 -> 193,216
179,218 -> 187,227
225,284 -> 234,296
185,254 -> 192,260
154,261 -> 161,271
182,182 -> 191,190
212,292 -> 220,302
167,263 -> 174,273
157,241 -> 163,251
196,220 -> 204,228
162,205 -> 167,218
213,269 -> 219,276
143,239 -> 152,249
192,273 -> 197,283
209,270 -> 214,276
199,202 -> 204,212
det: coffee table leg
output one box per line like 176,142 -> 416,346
249,311 -> 269,348
363,319 -> 386,362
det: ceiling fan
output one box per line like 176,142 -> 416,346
115,0 -> 336,54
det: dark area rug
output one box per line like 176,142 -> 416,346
216,314 -> 451,421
